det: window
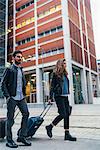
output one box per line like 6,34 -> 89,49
37,4 -> 61,19
50,7 -> 56,13
22,21 -> 26,27
45,30 -> 50,35
21,5 -> 26,10
26,3 -> 30,7
58,48 -> 64,53
38,32 -> 44,37
22,39 -> 25,44
57,25 -> 62,31
26,19 -> 31,24
31,0 -> 34,4
52,49 -> 57,55
16,0 -> 34,12
16,17 -> 34,29
56,4 -> 61,10
51,28 -> 56,33
44,10 -> 49,15
16,35 -> 35,46
17,41 -> 21,45
38,13 -> 44,18
16,24 -> 21,29
70,0 -> 78,9
17,8 -> 20,12
26,37 -> 30,42
69,20 -> 81,45
31,36 -> 35,40
30,17 -> 34,22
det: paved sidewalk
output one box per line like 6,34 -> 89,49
0,104 -> 100,149
0,135 -> 100,150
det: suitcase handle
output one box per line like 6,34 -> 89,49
14,103 -> 52,120
40,103 -> 52,118
14,107 -> 20,120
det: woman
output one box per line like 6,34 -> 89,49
46,59 -> 77,141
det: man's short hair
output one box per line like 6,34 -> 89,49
12,50 -> 22,58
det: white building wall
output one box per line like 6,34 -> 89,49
5,0 -> 8,66
13,0 -> 16,52
61,0 -> 74,105
78,0 -> 88,103
83,0 -> 94,103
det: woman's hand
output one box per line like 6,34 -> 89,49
48,99 -> 53,105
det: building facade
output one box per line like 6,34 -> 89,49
0,0 -> 8,99
7,0 -> 99,104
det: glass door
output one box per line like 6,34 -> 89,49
73,67 -> 84,104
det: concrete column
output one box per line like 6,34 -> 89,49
96,63 -> 100,96
81,69 -> 88,103
78,0 -> 88,103
5,0 -> 8,66
36,68 -> 43,103
61,0 -> 74,105
34,0 -> 42,103
83,0 -> 93,103
86,72 -> 93,103
13,0 -> 16,52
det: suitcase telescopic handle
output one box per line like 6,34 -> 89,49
14,107 -> 20,120
40,103 -> 52,118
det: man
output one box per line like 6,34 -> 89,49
1,51 -> 31,148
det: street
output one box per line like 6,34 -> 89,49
0,104 -> 100,149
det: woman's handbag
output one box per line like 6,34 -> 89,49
69,105 -> 72,116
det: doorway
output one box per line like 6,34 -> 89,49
73,66 -> 84,104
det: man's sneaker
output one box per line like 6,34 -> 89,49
6,140 -> 18,148
17,137 -> 31,146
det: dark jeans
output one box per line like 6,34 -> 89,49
52,96 -> 69,129
6,98 -> 29,141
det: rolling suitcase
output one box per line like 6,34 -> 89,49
0,107 -> 20,139
0,117 -> 6,139
18,104 -> 52,138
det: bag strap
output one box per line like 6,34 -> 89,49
14,103 -> 52,119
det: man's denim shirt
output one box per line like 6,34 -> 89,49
12,67 -> 24,100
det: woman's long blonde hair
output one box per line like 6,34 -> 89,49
54,59 -> 68,78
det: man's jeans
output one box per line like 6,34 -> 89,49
6,98 -> 29,141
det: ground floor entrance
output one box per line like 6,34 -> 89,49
25,69 -> 53,103
25,66 -> 85,104
72,66 -> 84,104
24,65 -> 98,104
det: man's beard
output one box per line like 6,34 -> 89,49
15,60 -> 21,65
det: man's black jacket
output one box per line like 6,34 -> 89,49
49,73 -> 70,100
1,64 -> 26,98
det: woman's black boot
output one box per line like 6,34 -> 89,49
45,124 -> 53,138
64,131 -> 77,141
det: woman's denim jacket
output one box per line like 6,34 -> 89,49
49,73 -> 70,100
